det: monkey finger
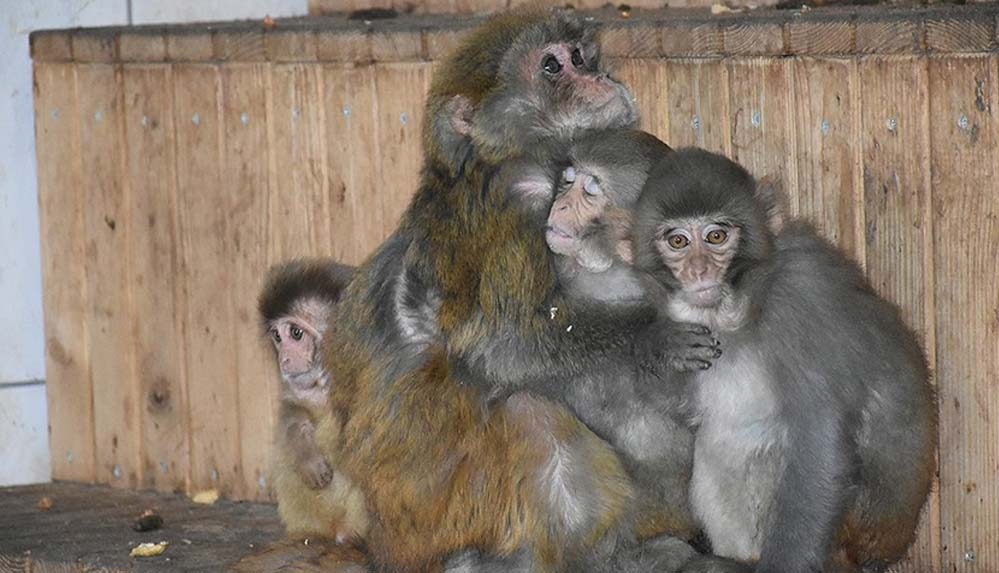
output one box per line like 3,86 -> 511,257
673,322 -> 712,336
669,358 -> 714,372
670,342 -> 722,362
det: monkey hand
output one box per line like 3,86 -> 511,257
636,319 -> 720,373
298,456 -> 334,490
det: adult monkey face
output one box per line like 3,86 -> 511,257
428,9 -> 638,172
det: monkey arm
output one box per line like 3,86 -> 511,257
446,287 -> 718,403
279,402 -> 333,489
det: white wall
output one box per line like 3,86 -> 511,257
0,0 -> 307,486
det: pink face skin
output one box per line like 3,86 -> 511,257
543,43 -> 619,107
269,316 -> 322,385
655,218 -> 742,308
546,166 -> 608,257
522,42 -> 633,125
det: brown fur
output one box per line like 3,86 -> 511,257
260,259 -> 369,545
315,10 -> 648,572
273,400 -> 369,544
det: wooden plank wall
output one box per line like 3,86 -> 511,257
31,6 -> 999,572
308,0 -> 778,16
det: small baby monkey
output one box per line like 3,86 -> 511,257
258,258 -> 368,544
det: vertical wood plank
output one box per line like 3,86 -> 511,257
269,64 -> 332,261
728,58 -> 796,203
858,55 -> 937,572
122,65 -> 189,493
34,63 -> 96,483
323,65 -> 382,265
172,64 -> 242,496
220,64 -> 275,501
663,59 -> 731,154
859,56 -> 931,340
790,57 -> 863,260
373,63 -> 430,237
77,64 -> 141,489
929,54 -> 999,573
614,59 -> 669,142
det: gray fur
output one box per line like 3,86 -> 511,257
633,148 -> 936,573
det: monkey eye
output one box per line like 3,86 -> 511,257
666,233 -> 690,250
583,179 -> 602,197
571,48 -> 584,68
290,325 -> 304,341
542,54 -> 562,75
705,228 -> 729,245
563,166 -> 576,183
271,329 -> 282,344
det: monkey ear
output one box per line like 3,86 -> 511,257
755,176 -> 787,234
431,95 -> 475,173
446,95 -> 474,137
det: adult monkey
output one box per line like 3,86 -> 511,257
319,9 -> 713,573
631,149 -> 936,573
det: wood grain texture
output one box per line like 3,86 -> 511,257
722,23 -> 784,56
659,22 -> 722,57
308,0 -> 767,14
122,65 -> 189,494
269,64 -> 333,260
789,57 -> 861,258
220,64 -> 277,500
34,63 -> 95,483
928,54 -> 998,573
727,58 -> 795,199
266,29 -> 319,63
172,64 -> 242,496
77,64 -> 141,489
661,59 -> 730,154
858,56 -> 930,333
166,33 -> 214,62
925,16 -> 994,53
856,20 -> 921,54
858,56 -> 937,573
787,20 -> 853,55
614,59 -> 669,142
323,64 -> 382,264
373,63 -> 430,236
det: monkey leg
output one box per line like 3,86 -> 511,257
444,548 -> 535,573
837,433 -> 934,568
505,393 -> 635,557
350,392 -> 635,572
274,461 -> 347,540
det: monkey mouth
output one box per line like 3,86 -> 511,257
545,227 -> 578,255
286,371 -> 324,390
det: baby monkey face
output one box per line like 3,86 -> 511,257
545,166 -> 609,257
655,217 -> 741,308
269,316 -> 321,383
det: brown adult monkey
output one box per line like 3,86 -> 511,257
259,259 -> 368,545
319,9 -> 713,573
630,149 -> 936,573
